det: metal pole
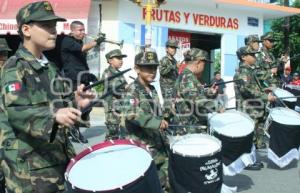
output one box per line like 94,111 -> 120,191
283,0 -> 290,54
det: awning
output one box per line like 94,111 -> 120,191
0,0 -> 91,35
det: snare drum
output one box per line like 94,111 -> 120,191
266,107 -> 300,168
169,134 -> 223,193
273,88 -> 296,109
65,140 -> 163,193
209,110 -> 256,176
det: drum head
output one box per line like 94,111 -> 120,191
270,107 -> 300,125
170,134 -> 221,157
274,88 -> 296,102
209,110 -> 254,137
65,140 -> 153,191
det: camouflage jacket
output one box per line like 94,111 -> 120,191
159,55 -> 178,97
0,46 -> 75,191
122,79 -> 164,150
101,66 -> 127,121
173,68 -> 217,131
234,63 -> 268,118
256,47 -> 276,80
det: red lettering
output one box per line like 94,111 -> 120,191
233,18 -> 239,29
175,11 -> 181,23
220,17 -> 226,28
156,9 -> 163,21
184,12 -> 190,24
164,10 -> 170,22
169,11 -> 175,22
63,23 -> 70,30
204,15 -> 209,26
193,13 -> 200,25
199,15 -> 204,25
227,18 -> 233,29
210,16 -> 215,27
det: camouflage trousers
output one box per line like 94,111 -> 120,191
253,117 -> 266,149
105,111 -> 122,140
161,89 -> 175,122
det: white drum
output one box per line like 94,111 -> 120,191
273,88 -> 296,103
209,110 -> 254,138
266,107 -> 300,168
209,110 -> 256,176
65,140 -> 162,193
169,134 -> 223,193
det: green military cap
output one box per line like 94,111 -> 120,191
236,46 -> 259,60
166,39 -> 179,48
185,48 -> 212,63
16,1 -> 66,27
261,32 -> 274,41
105,49 -> 127,60
135,50 -> 159,66
0,38 -> 11,52
244,35 -> 261,45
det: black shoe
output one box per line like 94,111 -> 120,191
245,162 -> 262,171
78,132 -> 88,143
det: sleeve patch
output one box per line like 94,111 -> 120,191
5,82 -> 22,93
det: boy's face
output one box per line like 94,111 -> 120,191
136,65 -> 157,83
109,56 -> 124,69
22,21 -> 57,51
166,46 -> 177,56
250,42 -> 260,51
263,39 -> 273,49
242,53 -> 256,65
194,60 -> 206,76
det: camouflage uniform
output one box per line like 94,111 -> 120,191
122,51 -> 168,189
256,32 -> 277,83
0,38 -> 12,193
0,2 -> 75,193
172,48 -> 217,134
159,40 -> 179,121
102,49 -> 128,140
234,46 -> 268,148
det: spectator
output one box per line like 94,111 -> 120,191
211,71 -> 228,108
280,66 -> 293,85
60,20 -> 104,143
290,72 -> 300,86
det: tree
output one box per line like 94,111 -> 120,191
271,1 -> 300,72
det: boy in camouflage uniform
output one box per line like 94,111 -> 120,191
172,48 -> 218,134
0,1 -> 95,192
234,46 -> 276,151
244,34 -> 261,52
159,39 -> 179,121
0,38 -> 12,193
122,50 -> 169,190
102,49 -> 128,140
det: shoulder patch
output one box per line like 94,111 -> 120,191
5,82 -> 22,93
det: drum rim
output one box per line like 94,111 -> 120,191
65,139 -> 151,191
274,88 -> 297,102
209,110 -> 255,138
170,134 -> 222,157
269,107 -> 300,124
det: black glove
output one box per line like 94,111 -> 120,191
95,33 -> 106,45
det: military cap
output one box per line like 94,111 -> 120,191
261,32 -> 274,41
0,38 -> 11,52
293,72 -> 299,77
166,39 -> 179,48
105,49 -> 127,60
244,35 -> 261,45
135,50 -> 159,66
16,1 -> 66,27
185,48 -> 212,63
236,46 -> 258,59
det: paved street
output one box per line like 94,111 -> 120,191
73,107 -> 300,193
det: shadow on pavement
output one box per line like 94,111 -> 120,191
223,174 -> 254,192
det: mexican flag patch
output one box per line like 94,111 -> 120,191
6,82 -> 21,93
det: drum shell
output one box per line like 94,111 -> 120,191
284,86 -> 300,107
169,147 -> 222,193
269,120 -> 300,158
212,131 -> 253,166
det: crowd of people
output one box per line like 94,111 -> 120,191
0,1 -> 297,193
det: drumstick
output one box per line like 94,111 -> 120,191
271,91 -> 289,108
83,68 -> 131,91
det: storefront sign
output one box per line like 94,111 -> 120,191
168,30 -> 191,62
143,8 -> 239,30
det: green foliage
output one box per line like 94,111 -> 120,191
271,1 -> 300,71
214,50 -> 221,73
